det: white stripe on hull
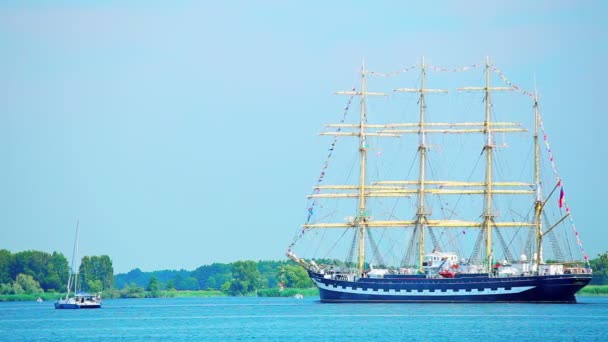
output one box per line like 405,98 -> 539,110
313,279 -> 534,296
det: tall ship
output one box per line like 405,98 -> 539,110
286,57 -> 592,303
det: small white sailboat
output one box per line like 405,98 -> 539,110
54,221 -> 102,309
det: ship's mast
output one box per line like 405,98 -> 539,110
482,56 -> 495,272
357,62 -> 369,274
394,57 -> 446,272
323,63 -> 391,275
457,57 -> 514,273
531,89 -> 572,273
303,58 -> 534,276
533,91 -> 543,273
416,58 -> 428,273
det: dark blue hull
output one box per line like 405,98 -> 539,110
54,304 -> 101,309
54,303 -> 101,309
309,271 -> 592,303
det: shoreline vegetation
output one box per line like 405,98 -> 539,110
1,286 -> 606,302
0,288 -> 318,302
2,250 -> 607,302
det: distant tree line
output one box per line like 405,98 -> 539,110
0,248 -> 313,299
0,249 -> 114,296
4,247 -> 605,300
114,260 -> 312,296
590,251 -> 608,285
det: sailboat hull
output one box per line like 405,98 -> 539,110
54,302 -> 101,309
54,294 -> 102,309
309,271 -> 592,303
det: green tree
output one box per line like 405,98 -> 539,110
11,281 -> 24,294
0,283 -> 13,295
146,276 -> 161,297
79,255 -> 114,290
256,260 -> 281,288
120,282 -> 145,298
0,249 -> 12,284
171,274 -> 200,290
9,250 -> 68,292
191,263 -> 231,290
44,252 -> 69,292
86,279 -> 103,293
225,261 -> 263,296
15,273 -> 43,294
590,252 -> 608,285
277,264 -> 313,288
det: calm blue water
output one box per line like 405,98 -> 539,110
1,296 -> 607,341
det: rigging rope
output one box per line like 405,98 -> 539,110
289,62 -> 589,271
494,220 -> 514,263
491,66 -> 535,98
538,112 -> 590,266
287,89 -> 356,252
367,230 -> 386,267
402,226 -> 418,268
492,65 -> 589,267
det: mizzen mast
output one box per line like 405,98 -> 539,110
533,90 -> 544,271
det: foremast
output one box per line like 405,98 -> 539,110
334,62 -> 390,275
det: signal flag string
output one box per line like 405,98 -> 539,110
538,111 -> 590,267
428,63 -> 482,72
492,66 -> 536,98
288,88 -> 356,251
368,65 -> 417,77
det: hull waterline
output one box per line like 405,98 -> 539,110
309,271 -> 592,303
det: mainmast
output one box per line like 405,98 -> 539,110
394,57 -> 447,272
458,57 -> 514,272
482,57 -> 495,272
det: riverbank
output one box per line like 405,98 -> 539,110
578,285 -> 608,295
0,288 -> 317,302
2,285 -> 605,302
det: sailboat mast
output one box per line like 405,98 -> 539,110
482,56 -> 495,272
357,62 -> 369,274
416,57 -> 428,272
66,220 -> 79,299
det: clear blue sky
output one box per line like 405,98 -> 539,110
1,1 -> 605,273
